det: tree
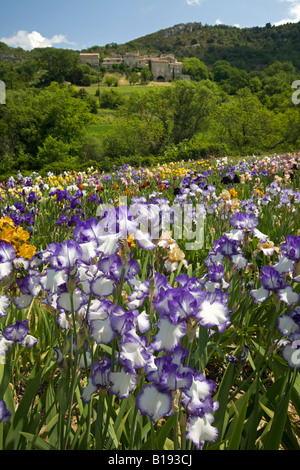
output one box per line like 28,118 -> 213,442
165,80 -> 221,143
212,60 -> 249,94
104,75 -> 118,87
36,135 -> 77,168
216,88 -> 287,154
128,71 -> 140,85
140,67 -> 152,85
183,58 -> 209,81
38,48 -> 80,85
100,89 -> 125,109
256,61 -> 298,110
0,83 -> 92,170
102,80 -> 222,157
102,116 -> 166,157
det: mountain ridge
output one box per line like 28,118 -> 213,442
86,21 -> 300,72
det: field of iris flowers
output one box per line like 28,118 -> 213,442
0,153 -> 299,451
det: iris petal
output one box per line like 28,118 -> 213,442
186,414 -> 218,449
152,318 -> 186,353
136,384 -> 173,422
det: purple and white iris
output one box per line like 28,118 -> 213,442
280,235 -> 300,282
281,333 -> 300,369
277,306 -> 300,369
206,235 -> 248,272
152,279 -> 231,337
3,319 -> 38,348
0,295 -> 10,317
229,212 -> 268,243
0,319 -> 38,364
0,241 -> 15,281
250,265 -> 300,306
0,400 -> 11,423
75,207 -> 156,254
81,358 -> 112,403
13,269 -> 41,310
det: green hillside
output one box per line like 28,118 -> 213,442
85,21 -> 300,73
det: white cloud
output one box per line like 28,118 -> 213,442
186,0 -> 205,5
0,30 -> 75,50
215,19 -> 223,25
274,1 -> 300,25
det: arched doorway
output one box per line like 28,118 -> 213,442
156,76 -> 165,82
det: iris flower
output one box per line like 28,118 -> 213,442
108,367 -> 137,399
88,299 -> 118,345
277,306 -> 300,369
0,295 -> 10,317
280,235 -> 300,282
13,269 -> 41,310
146,354 -> 193,392
0,320 -> 37,364
151,318 -> 187,353
0,331 -> 13,359
49,240 -> 83,273
228,212 -> 268,243
186,413 -> 218,450
281,235 -> 300,261
127,273 -> 171,310
277,307 -> 300,337
119,334 -> 153,373
0,400 -> 11,423
136,384 -> 173,422
81,358 -> 111,403
0,241 -> 15,281
282,334 -> 300,369
250,265 -> 300,306
154,278 -> 230,335
98,253 -> 139,284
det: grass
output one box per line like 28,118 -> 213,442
86,123 -> 112,137
86,109 -> 117,137
79,72 -> 172,98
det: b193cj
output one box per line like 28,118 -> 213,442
152,454 -> 192,466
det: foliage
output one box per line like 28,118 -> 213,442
36,48 -> 80,85
140,67 -> 152,85
111,22 -> 300,73
128,71 -> 140,86
100,80 -> 224,159
183,57 -> 209,81
104,75 -> 119,87
0,83 -> 92,172
99,89 -> 125,109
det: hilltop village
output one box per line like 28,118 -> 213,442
79,52 -> 190,82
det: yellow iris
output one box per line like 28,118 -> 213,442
229,188 -> 238,198
0,217 -> 36,260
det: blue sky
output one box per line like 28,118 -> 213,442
1,0 -> 300,50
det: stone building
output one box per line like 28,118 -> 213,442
79,53 -> 100,67
150,55 -> 190,82
102,54 -> 123,67
101,52 -> 190,82
123,52 -> 151,68
123,52 -> 140,68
